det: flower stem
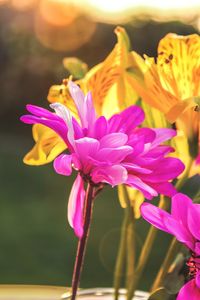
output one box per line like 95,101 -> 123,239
114,186 -> 134,300
127,195 -> 167,300
151,237 -> 180,292
125,210 -> 135,291
71,183 -> 95,300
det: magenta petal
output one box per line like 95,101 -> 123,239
127,175 -> 158,199
140,203 -> 172,232
171,193 -> 191,225
53,154 -> 72,176
152,128 -> 176,147
91,165 -> 128,186
75,137 -> 100,160
177,279 -> 200,300
100,133 -> 128,148
85,92 -> 96,128
68,174 -> 85,238
26,104 -> 60,120
163,216 -> 194,250
188,203 -> 200,241
147,182 -> 177,197
118,105 -> 145,131
93,116 -> 108,139
196,271 -> 200,288
96,146 -> 133,163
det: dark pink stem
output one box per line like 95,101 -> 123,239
71,183 -> 95,300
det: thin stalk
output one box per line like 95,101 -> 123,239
151,157 -> 194,292
125,211 -> 135,291
151,238 -> 181,292
127,195 -> 167,300
71,183 -> 95,300
114,186 -> 134,300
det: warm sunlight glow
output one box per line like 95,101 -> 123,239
39,0 -> 79,26
11,0 -> 36,10
84,0 -> 200,23
86,0 -> 200,12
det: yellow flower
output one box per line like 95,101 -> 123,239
129,33 -> 200,159
24,26 -> 139,165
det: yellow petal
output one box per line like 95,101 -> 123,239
23,124 -> 66,166
47,83 -> 78,117
83,26 -> 135,116
142,102 -> 170,129
118,185 -> 144,219
157,33 -> 200,100
165,97 -> 197,123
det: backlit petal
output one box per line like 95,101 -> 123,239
53,154 -> 72,176
68,174 -> 85,238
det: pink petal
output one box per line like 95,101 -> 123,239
68,174 -> 85,238
75,137 -> 100,159
196,271 -> 200,288
148,182 -> 177,197
68,81 -> 86,127
93,116 -> 108,139
85,92 -> 96,129
140,202 -> 172,232
100,133 -> 128,148
119,105 -> 145,132
177,279 -> 200,300
171,193 -> 191,225
20,115 -> 68,145
50,103 -> 75,149
188,203 -> 200,241
127,175 -> 158,199
122,163 -> 152,174
163,216 -> 194,250
53,154 -> 72,176
91,165 -> 128,186
75,138 -> 100,173
195,243 -> 200,255
151,128 -> 177,148
95,146 -> 133,163
141,158 -> 185,182
26,104 -> 60,120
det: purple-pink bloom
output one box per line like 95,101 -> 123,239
21,81 -> 184,238
141,193 -> 200,300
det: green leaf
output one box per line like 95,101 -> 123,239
164,252 -> 186,294
148,288 -> 176,300
63,57 -> 88,79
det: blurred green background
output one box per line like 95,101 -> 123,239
0,0 -> 199,291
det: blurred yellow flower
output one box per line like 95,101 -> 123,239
129,33 -> 200,158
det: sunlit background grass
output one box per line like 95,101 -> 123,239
0,0 -> 199,291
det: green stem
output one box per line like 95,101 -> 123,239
151,238 -> 181,292
125,203 -> 135,291
71,183 -> 95,300
127,196 -> 168,300
114,186 -> 134,300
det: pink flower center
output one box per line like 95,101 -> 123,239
187,253 -> 200,279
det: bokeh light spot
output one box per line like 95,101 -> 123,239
34,10 -> 97,52
39,0 -> 80,27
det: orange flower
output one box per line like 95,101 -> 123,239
129,33 -> 200,158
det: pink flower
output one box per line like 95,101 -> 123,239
141,193 -> 200,300
21,82 -> 184,238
